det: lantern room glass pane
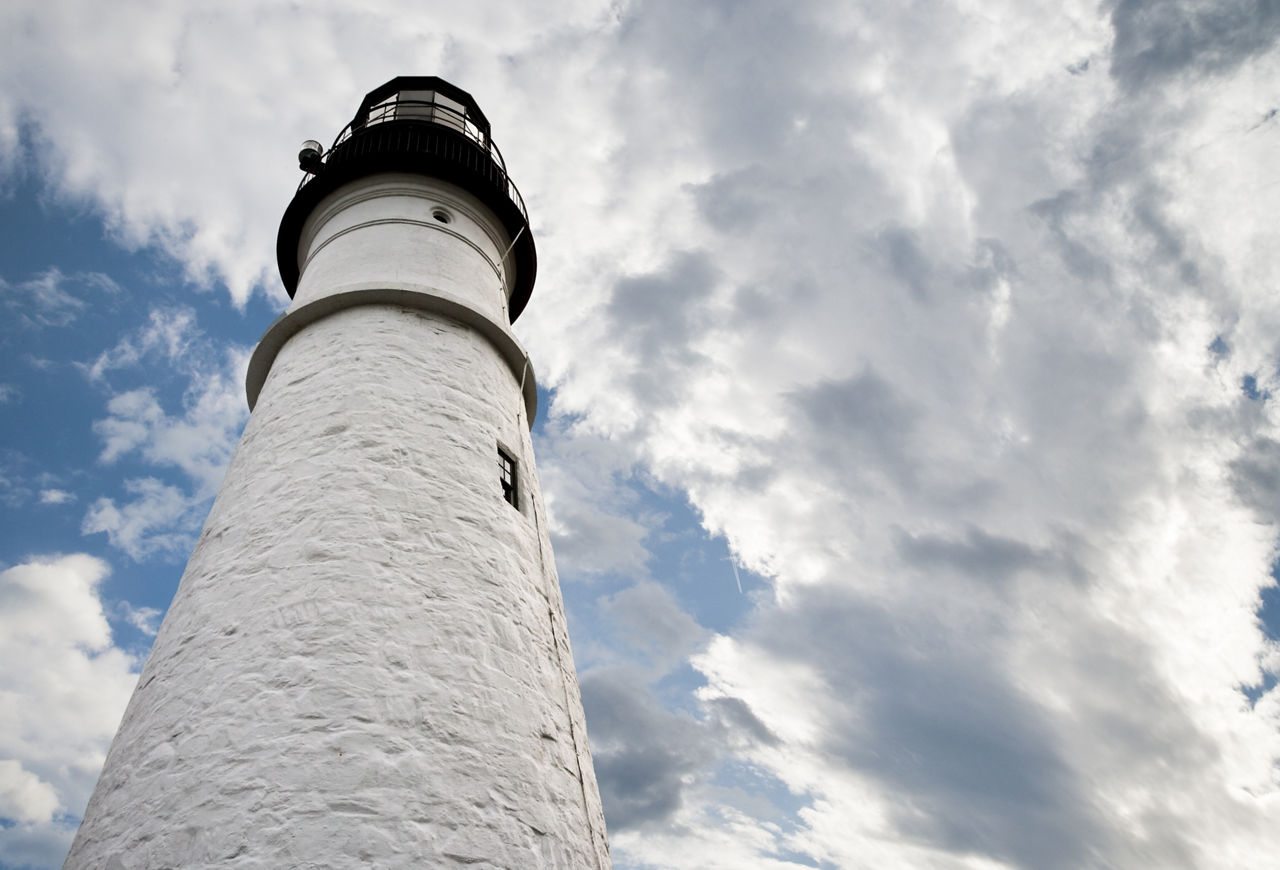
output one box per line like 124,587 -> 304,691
396,89 -> 436,122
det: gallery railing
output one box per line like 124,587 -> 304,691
298,97 -> 528,224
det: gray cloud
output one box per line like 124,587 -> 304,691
1109,0 -> 1280,90
896,527 -> 1086,589
603,251 -> 720,412
1030,191 -> 1117,282
722,581 -> 1213,870
538,428 -> 656,581
580,669 -> 716,832
551,506 -> 652,578
875,226 -> 936,304
704,696 -> 779,748
1230,436 -> 1280,519
787,369 -> 921,493
601,581 -> 707,668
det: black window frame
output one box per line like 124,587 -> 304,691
498,446 -> 518,509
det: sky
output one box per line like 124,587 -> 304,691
1,1 -> 1278,868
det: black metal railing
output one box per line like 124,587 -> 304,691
297,98 -> 528,224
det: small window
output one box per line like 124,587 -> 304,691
498,446 -> 518,509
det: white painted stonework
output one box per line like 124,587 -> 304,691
65,174 -> 611,869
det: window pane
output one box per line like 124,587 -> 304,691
498,448 -> 518,508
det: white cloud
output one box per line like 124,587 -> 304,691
83,307 -> 198,383
536,3 -> 1280,867
38,489 -> 73,505
81,306 -> 251,559
0,761 -> 59,825
113,601 -> 162,637
92,389 -> 160,464
0,555 -> 139,866
0,0 -> 620,306
82,477 -> 196,561
0,384 -> 18,404
85,309 -> 249,494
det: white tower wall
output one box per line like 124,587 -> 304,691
65,171 -> 610,868
292,175 -> 515,322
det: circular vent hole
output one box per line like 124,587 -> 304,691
432,208 -> 452,224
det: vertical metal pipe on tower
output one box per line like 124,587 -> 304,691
65,77 -> 611,869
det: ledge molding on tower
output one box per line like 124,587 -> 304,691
246,282 -> 537,426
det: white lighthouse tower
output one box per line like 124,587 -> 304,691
66,78 -> 611,869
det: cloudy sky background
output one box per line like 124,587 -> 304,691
2,1 -> 1279,867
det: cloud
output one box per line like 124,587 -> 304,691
539,426 -> 656,580
92,382 -> 246,493
81,306 -> 250,559
600,580 -> 707,670
1108,0 -> 1280,90
83,307 -> 198,383
533,2 -> 1280,866
87,309 -> 248,494
113,601 -> 161,637
895,526 -> 1084,588
702,588 -> 1122,869
81,477 -> 196,561
688,560 -> 1280,868
1228,436 -> 1280,521
0,268 -> 118,329
0,451 -> 38,509
602,251 -> 721,412
576,585 -> 732,848
0,555 -> 139,867
38,489 -> 73,505
580,668 -> 718,833
92,389 -> 160,463
0,0 -> 622,306
0,761 -> 59,825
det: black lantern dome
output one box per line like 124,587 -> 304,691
276,76 -> 537,322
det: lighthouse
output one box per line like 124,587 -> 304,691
66,78 -> 611,868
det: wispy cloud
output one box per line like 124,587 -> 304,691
113,600 -> 162,637
82,477 -> 196,560
80,307 -> 250,560
0,268 -> 118,329
82,307 -> 198,383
